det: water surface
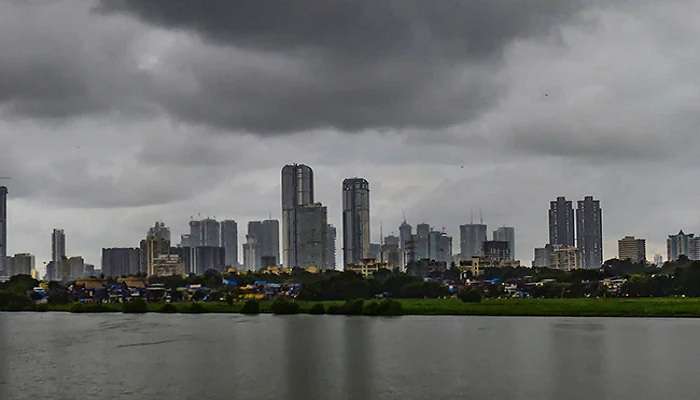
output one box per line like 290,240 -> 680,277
1,313 -> 697,399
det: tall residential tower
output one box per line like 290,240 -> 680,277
342,178 -> 370,266
576,196 -> 603,269
281,164 -> 314,267
549,197 -> 575,246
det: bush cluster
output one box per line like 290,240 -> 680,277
122,299 -> 148,313
271,298 -> 300,314
458,289 -> 483,303
240,299 -> 260,314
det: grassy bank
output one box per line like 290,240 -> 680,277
5,298 -> 700,317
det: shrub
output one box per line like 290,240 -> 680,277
240,299 -> 260,314
70,302 -> 111,313
271,298 -> 300,314
458,288 -> 483,303
187,302 -> 206,314
308,303 -> 325,315
377,299 -> 403,316
159,303 -> 177,313
343,299 -> 365,315
327,299 -> 365,315
33,303 -> 49,312
122,299 -> 148,313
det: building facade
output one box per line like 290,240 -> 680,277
282,164 -> 314,267
492,227 -> 515,260
618,236 -> 646,263
532,244 -> 553,268
483,240 -> 510,262
550,245 -> 581,271
460,224 -> 487,259
398,219 -> 412,267
326,224 -> 336,270
415,223 -> 430,260
221,220 -> 238,267
0,187 -> 6,275
342,178 -> 370,266
244,219 -> 280,270
549,197 -> 575,246
51,229 -> 66,266
102,248 -> 141,277
296,204 -> 328,269
576,196 -> 603,269
667,231 -> 694,261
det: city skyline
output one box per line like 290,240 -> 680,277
0,172 -> 688,276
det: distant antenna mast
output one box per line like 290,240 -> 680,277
479,208 -> 483,225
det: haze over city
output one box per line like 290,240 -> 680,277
2,0 -> 700,273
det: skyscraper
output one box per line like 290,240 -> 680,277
415,223 -> 430,260
460,224 -> 487,259
296,204 -> 328,268
102,248 -> 141,277
326,224 -> 337,270
0,186 -> 6,274
549,197 -> 575,246
221,220 -> 238,267
618,236 -> 646,263
342,178 -> 370,266
201,218 -> 220,247
244,220 -> 280,270
282,164 -> 314,267
147,221 -> 170,242
667,231 -> 694,261
398,219 -> 412,267
493,227 -> 515,260
189,220 -> 202,247
51,229 -> 66,264
576,196 -> 603,269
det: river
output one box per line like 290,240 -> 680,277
1,313 -> 697,399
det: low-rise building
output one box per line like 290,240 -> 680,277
152,254 -> 186,277
550,245 -> 581,271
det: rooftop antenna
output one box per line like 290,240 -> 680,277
479,208 -> 483,225
402,209 -> 407,223
470,209 -> 474,224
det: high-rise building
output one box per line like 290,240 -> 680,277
415,223 -> 430,260
147,221 -> 171,242
221,220 -> 239,267
550,245 -> 581,271
381,235 -> 401,269
532,244 -> 553,268
493,227 -> 515,260
282,164 -> 314,267
0,186 -> 6,275
576,196 -> 603,269
368,243 -> 381,261
51,229 -> 66,264
244,220 -> 280,270
428,230 -> 452,263
189,220 -> 202,247
399,219 -> 412,267
201,218 -> 220,247
460,224 -> 487,259
618,236 -> 646,263
67,256 -> 85,280
689,237 -> 700,261
8,253 -> 34,276
102,248 -> 141,277
296,204 -> 328,268
667,230 -> 694,261
342,178 -> 370,266
326,224 -> 337,270
175,246 -> 225,274
549,197 -> 574,246
483,240 -> 510,262
180,234 -> 191,248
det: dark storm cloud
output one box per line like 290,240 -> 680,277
14,0 -> 586,133
100,0 -> 586,59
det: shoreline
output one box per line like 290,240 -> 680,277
4,298 -> 700,318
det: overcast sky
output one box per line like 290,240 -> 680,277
2,0 -> 699,272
